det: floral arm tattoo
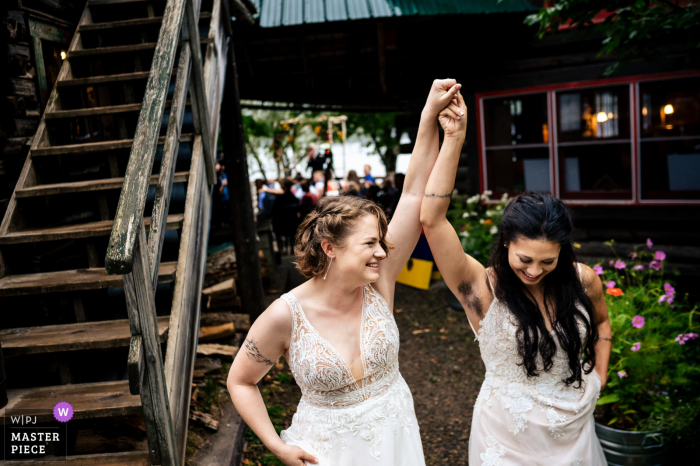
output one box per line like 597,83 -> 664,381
244,337 -> 275,366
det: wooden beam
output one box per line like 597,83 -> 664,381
104,0 -> 187,275
220,20 -> 265,322
148,42 -> 192,290
123,224 -> 179,466
128,336 -> 144,395
184,0 -> 216,185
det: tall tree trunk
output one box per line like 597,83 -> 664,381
247,142 -> 268,182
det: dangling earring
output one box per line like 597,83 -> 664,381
323,257 -> 333,280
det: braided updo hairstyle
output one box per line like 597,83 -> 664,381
294,196 -> 394,278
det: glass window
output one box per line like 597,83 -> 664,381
639,77 -> 700,200
483,93 -> 549,147
483,93 -> 551,196
555,85 -> 632,200
486,148 -> 551,195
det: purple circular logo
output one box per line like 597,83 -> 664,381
53,401 -> 73,422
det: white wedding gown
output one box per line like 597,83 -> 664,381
279,284 -> 425,465
469,264 -> 607,465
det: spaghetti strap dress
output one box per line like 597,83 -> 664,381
278,284 -> 425,466
468,263 -> 607,466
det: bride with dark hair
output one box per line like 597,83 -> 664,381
420,91 -> 611,465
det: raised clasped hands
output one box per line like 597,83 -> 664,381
423,78 -> 463,119
438,87 -> 467,140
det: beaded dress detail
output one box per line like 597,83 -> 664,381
279,284 -> 425,465
469,264 -> 607,466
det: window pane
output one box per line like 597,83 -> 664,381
639,78 -> 700,138
556,86 -> 630,142
641,139 -> 700,200
558,144 -> 632,200
486,148 -> 550,195
483,93 -> 549,147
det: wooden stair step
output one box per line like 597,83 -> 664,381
0,214 -> 184,245
1,316 -> 170,356
78,11 -> 211,31
3,451 -> 152,466
57,69 -> 176,87
44,98 -> 190,120
31,133 -> 193,157
2,380 -> 141,422
16,172 -> 189,198
78,17 -> 164,31
67,37 -> 211,58
89,0 -> 165,5
0,261 -> 177,297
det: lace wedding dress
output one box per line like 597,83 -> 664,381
279,284 -> 425,465
469,264 -> 606,466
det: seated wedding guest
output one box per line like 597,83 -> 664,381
344,180 -> 361,197
363,164 -> 376,185
272,178 -> 300,256
310,170 -> 325,197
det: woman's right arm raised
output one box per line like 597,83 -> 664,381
227,299 -> 318,466
419,92 -> 487,325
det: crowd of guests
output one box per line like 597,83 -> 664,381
254,143 -> 405,255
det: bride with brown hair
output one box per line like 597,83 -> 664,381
227,80 -> 462,466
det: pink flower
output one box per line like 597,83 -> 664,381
609,260 -> 615,266
654,251 -> 666,261
650,260 -> 662,271
664,283 -> 675,293
593,264 -> 604,275
615,260 -> 626,269
605,280 -> 616,289
675,334 -> 686,345
632,316 -> 645,329
631,342 -> 641,352
686,333 -> 698,340
647,238 -> 653,248
630,252 -> 637,259
659,295 -> 668,304
618,371 -> 628,378
634,265 -> 645,271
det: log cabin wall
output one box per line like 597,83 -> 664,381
1,0 -> 85,220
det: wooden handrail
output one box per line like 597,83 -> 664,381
104,0 -> 187,276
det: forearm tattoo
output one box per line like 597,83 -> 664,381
243,338 -> 274,366
424,192 -> 452,199
598,338 -> 612,343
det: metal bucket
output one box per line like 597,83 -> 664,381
595,422 -> 669,466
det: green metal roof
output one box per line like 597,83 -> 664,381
252,0 -> 538,28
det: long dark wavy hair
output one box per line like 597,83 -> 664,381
491,192 -> 597,387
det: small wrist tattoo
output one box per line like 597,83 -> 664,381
424,193 -> 452,199
244,338 -> 275,366
599,338 -> 612,342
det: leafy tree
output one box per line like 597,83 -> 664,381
524,0 -> 700,75
345,112 -> 401,173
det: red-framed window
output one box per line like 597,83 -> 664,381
476,70 -> 700,205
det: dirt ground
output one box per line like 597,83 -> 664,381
240,278 -> 484,466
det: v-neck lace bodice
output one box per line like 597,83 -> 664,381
281,284 -> 401,408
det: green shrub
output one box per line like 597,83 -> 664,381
592,239 -> 700,442
447,190 -> 508,266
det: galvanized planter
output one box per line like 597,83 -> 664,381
595,422 -> 669,466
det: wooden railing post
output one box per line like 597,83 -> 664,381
221,19 -> 265,322
185,0 -> 217,185
123,224 -> 179,466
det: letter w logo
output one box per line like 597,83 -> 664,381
58,408 -> 69,417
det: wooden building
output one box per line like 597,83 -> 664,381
0,0 -> 262,464
230,0 -> 700,284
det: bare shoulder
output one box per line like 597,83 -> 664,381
245,298 -> 293,348
577,263 -> 603,299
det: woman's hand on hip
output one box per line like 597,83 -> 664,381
423,79 -> 462,119
275,444 -> 319,466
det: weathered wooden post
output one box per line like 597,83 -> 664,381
220,17 -> 265,322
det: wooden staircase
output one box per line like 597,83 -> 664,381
0,0 -> 241,464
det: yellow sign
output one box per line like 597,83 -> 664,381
396,258 -> 434,290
